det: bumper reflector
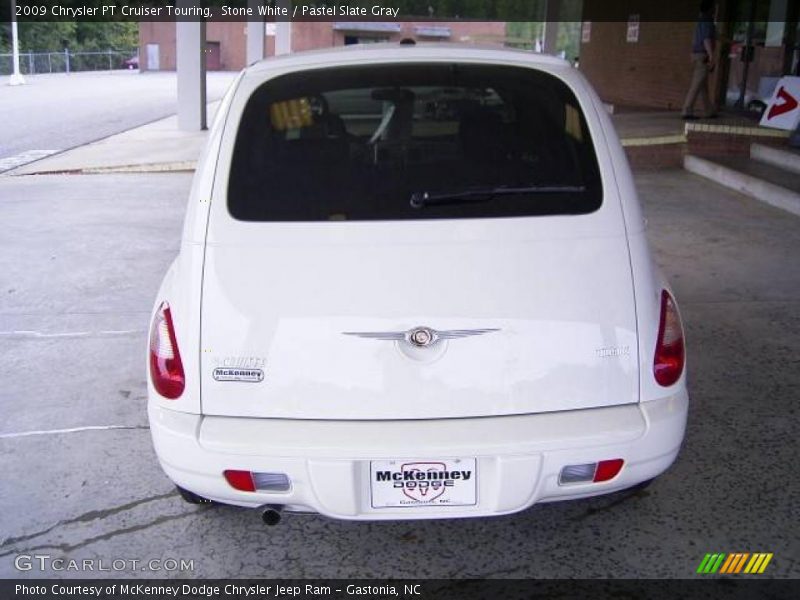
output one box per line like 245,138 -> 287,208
224,469 -> 256,492
593,459 -> 624,482
224,470 -> 291,493
559,459 -> 625,485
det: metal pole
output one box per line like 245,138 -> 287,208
108,49 -> 112,72
9,0 -> 26,85
65,48 -> 70,74
28,51 -> 34,74
48,52 -> 52,73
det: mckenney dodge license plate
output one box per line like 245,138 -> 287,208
370,458 -> 477,508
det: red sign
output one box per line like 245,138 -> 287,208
767,86 -> 799,120
761,77 -> 800,130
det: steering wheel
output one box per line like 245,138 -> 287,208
307,94 -> 328,119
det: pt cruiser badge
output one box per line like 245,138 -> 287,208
343,327 -> 500,348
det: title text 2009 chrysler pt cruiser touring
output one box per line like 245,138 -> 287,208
147,44 -> 688,523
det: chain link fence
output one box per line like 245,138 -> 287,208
0,50 -> 139,76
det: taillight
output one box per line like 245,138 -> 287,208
149,302 -> 185,399
654,290 -> 685,386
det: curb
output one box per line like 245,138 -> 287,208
683,154 -> 800,217
11,161 -> 197,176
750,143 -> 800,175
684,122 -> 791,138
82,161 -> 197,174
621,134 -> 686,148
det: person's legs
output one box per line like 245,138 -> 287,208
682,55 -> 708,117
698,69 -> 711,115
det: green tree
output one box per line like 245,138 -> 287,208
15,21 -> 77,52
0,21 -> 137,53
75,22 -> 138,51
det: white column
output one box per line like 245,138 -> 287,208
246,0 -> 265,64
542,0 -> 561,56
275,0 -> 292,55
765,0 -> 788,47
9,0 -> 26,86
176,1 -> 207,131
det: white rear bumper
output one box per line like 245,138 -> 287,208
148,391 -> 688,520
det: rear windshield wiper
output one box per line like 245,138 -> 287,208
409,185 -> 586,208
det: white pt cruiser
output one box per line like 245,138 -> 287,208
148,44 -> 688,524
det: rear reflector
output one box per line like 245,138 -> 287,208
559,459 -> 625,485
593,459 -> 625,482
148,302 -> 185,399
654,290 -> 685,387
224,470 -> 291,493
223,470 -> 256,492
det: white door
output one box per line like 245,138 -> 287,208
146,44 -> 160,71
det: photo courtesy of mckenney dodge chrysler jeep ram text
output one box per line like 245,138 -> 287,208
147,43 -> 689,524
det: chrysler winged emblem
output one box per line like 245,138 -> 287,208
343,326 -> 499,348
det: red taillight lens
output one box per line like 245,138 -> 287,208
224,470 -> 256,492
149,302 -> 185,399
593,459 -> 625,482
654,290 -> 685,387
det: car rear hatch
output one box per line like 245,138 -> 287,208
199,59 -> 638,420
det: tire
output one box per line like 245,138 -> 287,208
176,485 -> 214,505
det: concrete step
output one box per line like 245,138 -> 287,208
683,154 -> 800,217
751,143 -> 800,175
712,155 -> 800,193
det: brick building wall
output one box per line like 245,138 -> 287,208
291,21 -> 338,52
138,21 -> 506,72
579,20 -> 697,110
139,21 -> 271,71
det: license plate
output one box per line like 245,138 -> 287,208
369,458 -> 477,508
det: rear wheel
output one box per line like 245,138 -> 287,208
176,485 -> 214,505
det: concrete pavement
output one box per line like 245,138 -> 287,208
0,71 -> 237,174
9,103 -> 223,175
0,169 -> 797,578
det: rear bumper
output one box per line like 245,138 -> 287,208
148,391 -> 688,520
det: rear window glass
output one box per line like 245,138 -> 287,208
228,63 -> 602,221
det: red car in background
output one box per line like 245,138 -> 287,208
124,54 -> 139,70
